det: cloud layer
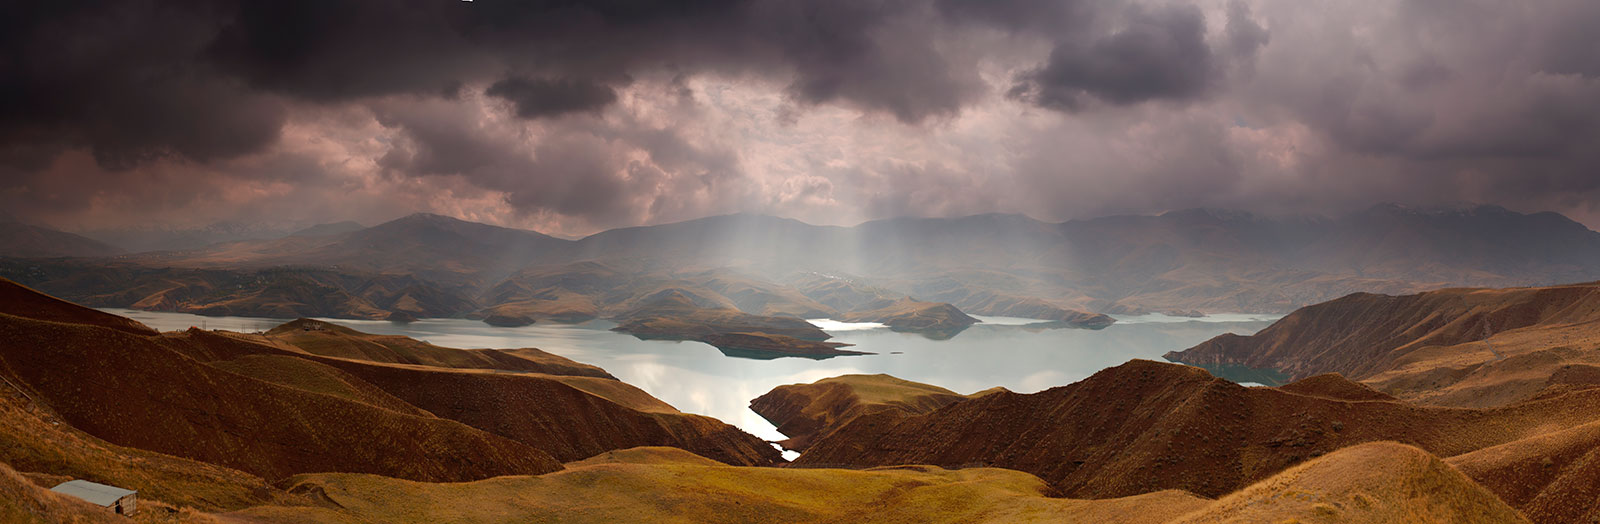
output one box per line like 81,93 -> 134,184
2,0 -> 1598,235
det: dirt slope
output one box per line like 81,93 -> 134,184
838,299 -> 980,338
1169,442 -> 1529,524
1166,282 -> 1600,406
0,312 -> 561,482
263,318 -> 612,378
0,384 -> 297,512
795,360 -> 1600,499
0,278 -> 155,335
750,374 -> 980,451
0,461 -> 123,524
218,442 -> 1535,524
1450,419 -> 1600,524
227,447 -> 1210,524
314,359 -> 780,466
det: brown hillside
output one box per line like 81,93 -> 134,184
0,311 -> 561,482
838,299 -> 979,338
311,359 -> 780,466
795,359 -> 1600,499
206,354 -> 430,416
230,447 -> 1211,524
699,332 -> 867,359
0,284 -> 785,484
263,318 -> 612,378
189,322 -> 776,466
0,278 -> 155,335
0,461 -> 123,524
1169,442 -> 1529,524
0,384 -> 297,512
215,442 -> 1530,524
750,374 -> 973,451
611,289 -> 829,341
191,327 -> 777,465
1167,282 -> 1600,406
1450,419 -> 1600,524
1277,373 -> 1397,401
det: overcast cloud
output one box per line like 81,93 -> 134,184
2,0 -> 1598,235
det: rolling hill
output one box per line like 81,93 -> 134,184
1165,281 -> 1600,407
0,278 -> 780,484
750,373 -> 999,451
792,359 -> 1600,500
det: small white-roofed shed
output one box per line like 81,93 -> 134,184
50,479 -> 137,515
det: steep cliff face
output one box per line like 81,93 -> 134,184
794,360 -> 1600,499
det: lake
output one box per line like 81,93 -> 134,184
102,308 -> 1279,443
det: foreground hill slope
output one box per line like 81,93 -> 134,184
0,461 -> 123,524
1166,282 -> 1600,406
750,374 -> 996,451
299,354 -> 780,465
0,383 -> 303,512
0,308 -> 561,482
1169,442 -> 1529,524
230,446 -> 1212,524
1449,419 -> 1600,524
0,279 -> 779,482
221,442 -> 1527,524
794,359 -> 1600,499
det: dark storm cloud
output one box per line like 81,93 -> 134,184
4,0 -> 1600,233
1005,3 -> 1264,111
486,77 -> 619,119
0,0 -> 1002,176
0,0 -> 286,170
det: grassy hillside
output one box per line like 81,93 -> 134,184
226,447 -> 1210,524
795,360 -> 1600,499
751,374 -> 989,451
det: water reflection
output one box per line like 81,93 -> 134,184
101,309 -> 1278,440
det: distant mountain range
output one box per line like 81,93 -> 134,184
0,220 -> 123,258
3,203 -> 1598,323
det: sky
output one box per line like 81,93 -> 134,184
3,0 -> 1599,236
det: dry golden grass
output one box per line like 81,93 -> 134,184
1449,419 -> 1600,524
262,318 -> 612,378
1169,442 -> 1529,524
213,443 -> 1539,524
1172,281 -> 1600,408
1367,326 -> 1600,408
750,373 -> 975,451
0,460 -> 123,524
224,447 -> 1210,524
207,354 -> 430,416
0,385 -> 295,512
533,374 -> 680,413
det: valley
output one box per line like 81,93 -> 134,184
4,279 -> 1595,523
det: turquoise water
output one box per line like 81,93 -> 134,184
103,308 -> 1278,441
